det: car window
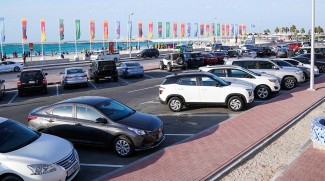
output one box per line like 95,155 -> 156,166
211,69 -> 227,77
229,69 -> 248,78
95,99 -> 135,122
172,54 -> 180,59
232,61 -> 245,67
52,105 -> 73,118
177,77 -> 197,86
76,106 -> 102,121
199,76 -> 218,86
245,61 -> 258,69
67,69 -> 83,74
286,60 -> 299,65
259,61 -> 274,69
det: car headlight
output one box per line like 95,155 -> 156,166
28,164 -> 56,175
128,127 -> 146,135
306,68 -> 311,72
268,79 -> 277,83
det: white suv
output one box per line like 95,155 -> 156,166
159,72 -> 254,112
199,65 -> 280,99
225,58 -> 305,90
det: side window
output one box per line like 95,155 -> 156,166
287,60 -> 298,65
232,61 -> 245,67
211,69 -> 227,77
259,61 -> 274,69
177,77 -> 197,86
229,69 -> 247,78
172,54 -> 179,60
200,76 -> 218,86
165,54 -> 171,60
52,105 -> 73,118
245,61 -> 258,69
76,106 -> 102,121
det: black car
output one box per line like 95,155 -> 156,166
295,53 -> 325,62
136,48 -> 159,58
183,52 -> 204,67
87,60 -> 118,83
27,96 -> 165,157
17,69 -> 48,97
291,55 -> 325,73
0,79 -> 5,99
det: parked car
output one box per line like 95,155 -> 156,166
27,96 -> 165,157
117,62 -> 144,78
160,53 -> 187,71
276,48 -> 289,58
205,42 -> 222,52
0,61 -> 24,73
159,72 -> 254,112
292,54 -> 325,73
283,58 -> 320,74
201,53 -> 218,65
199,65 -> 280,99
87,60 -> 118,83
183,52 -> 205,67
271,59 -> 315,79
0,79 -> 4,99
0,117 -> 80,181
241,49 -> 257,58
287,42 -> 302,52
136,48 -> 159,58
225,59 -> 305,90
90,50 -> 120,62
17,69 -> 48,97
293,53 -> 325,62
227,50 -> 240,58
209,52 -> 226,64
60,67 -> 88,89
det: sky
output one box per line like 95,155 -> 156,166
1,0 -> 325,43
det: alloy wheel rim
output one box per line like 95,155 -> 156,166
170,100 -> 181,110
116,140 -> 130,156
230,99 -> 241,110
257,88 -> 269,99
285,79 -> 295,89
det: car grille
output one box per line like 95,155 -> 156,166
147,126 -> 164,141
55,150 -> 78,170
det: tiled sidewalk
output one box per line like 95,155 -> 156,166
97,75 -> 325,181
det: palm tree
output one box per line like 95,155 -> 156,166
290,25 -> 296,34
301,28 -> 305,34
263,29 -> 271,35
274,27 -> 280,34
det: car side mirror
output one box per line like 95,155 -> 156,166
95,118 -> 108,124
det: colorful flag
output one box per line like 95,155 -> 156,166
22,18 -> 27,42
212,23 -> 215,36
187,22 -> 191,37
180,22 -> 185,38
206,24 -> 210,37
217,23 -> 220,36
239,25 -> 242,36
194,23 -> 198,37
221,24 -> 225,36
199,23 -> 204,37
158,22 -> 162,38
116,21 -> 120,39
75,20 -> 81,40
231,24 -> 234,36
148,22 -> 153,39
138,21 -> 143,38
40,19 -> 46,42
173,22 -> 177,38
0,17 -> 5,43
235,24 -> 238,35
243,25 -> 246,36
103,20 -> 108,40
59,19 -> 64,41
128,21 -> 132,39
90,20 -> 95,40
166,22 -> 170,38
226,24 -> 229,36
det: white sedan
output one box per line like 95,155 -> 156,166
0,117 -> 80,181
117,62 -> 144,78
0,61 -> 24,73
60,67 -> 88,89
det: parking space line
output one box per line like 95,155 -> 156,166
165,134 -> 194,136
8,92 -> 18,104
119,78 -> 129,84
144,74 -> 155,79
140,101 -> 160,105
89,81 -> 98,89
80,163 -> 124,168
128,85 -> 160,93
56,84 -> 59,96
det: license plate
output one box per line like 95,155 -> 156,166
67,163 -> 79,177
29,81 -> 35,84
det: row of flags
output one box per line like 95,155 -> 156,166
0,18 -> 248,43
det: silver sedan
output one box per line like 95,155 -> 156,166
60,67 -> 88,89
117,62 -> 144,78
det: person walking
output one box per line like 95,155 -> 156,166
22,53 -> 27,67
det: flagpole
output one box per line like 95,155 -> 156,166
22,40 -> 24,57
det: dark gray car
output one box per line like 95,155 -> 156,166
27,96 -> 165,157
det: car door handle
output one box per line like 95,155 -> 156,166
45,119 -> 54,123
75,123 -> 82,126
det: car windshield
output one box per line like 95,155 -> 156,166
209,74 -> 229,86
95,99 -> 135,122
98,61 -> 115,70
0,120 -> 40,153
125,63 -> 140,67
243,68 -> 261,76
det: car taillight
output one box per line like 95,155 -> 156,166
28,116 -> 37,122
42,79 -> 47,84
159,87 -> 164,94
17,81 -> 22,86
65,76 -> 72,79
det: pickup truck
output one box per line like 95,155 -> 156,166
90,50 -> 120,62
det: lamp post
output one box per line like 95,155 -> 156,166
309,0 -> 315,91
128,13 -> 134,58
212,17 -> 217,43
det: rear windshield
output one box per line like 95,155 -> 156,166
67,69 -> 83,74
20,71 -> 44,80
98,61 -> 116,70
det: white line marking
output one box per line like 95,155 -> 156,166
165,134 -> 194,136
8,92 -> 18,104
144,74 -> 155,79
80,163 -> 124,168
128,85 -> 160,93
119,78 -> 129,84
56,84 -> 59,96
140,101 -> 160,105
89,81 -> 98,89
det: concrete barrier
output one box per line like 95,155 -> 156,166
27,58 -> 70,66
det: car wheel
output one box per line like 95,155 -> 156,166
228,96 -> 244,111
114,58 -> 118,63
155,54 -> 159,58
139,74 -> 144,78
43,88 -> 48,94
143,55 -> 147,58
182,62 -> 188,70
167,63 -> 172,72
18,90 -> 23,97
159,62 -> 164,70
0,86 -> 4,98
282,77 -> 296,90
319,65 -> 325,73
94,76 -> 99,83
255,85 -> 271,99
14,66 -> 20,72
1,175 -> 23,181
114,136 -> 134,157
168,97 -> 183,112
84,82 -> 89,87
63,83 -> 68,89
113,76 -> 118,82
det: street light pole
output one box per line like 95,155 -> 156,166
309,0 -> 315,91
128,13 -> 134,58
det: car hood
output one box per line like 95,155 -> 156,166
5,134 -> 73,164
281,66 -> 301,71
118,111 -> 162,131
228,83 -> 253,90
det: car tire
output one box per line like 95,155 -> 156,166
114,58 -> 118,63
159,62 -> 164,70
167,63 -> 172,72
0,86 -> 5,98
319,65 -> 325,73
176,58 -> 184,65
143,55 -> 147,58
139,74 -> 144,78
14,66 -> 20,72
114,136 -> 134,157
168,97 -> 183,112
18,90 -> 23,97
155,54 -> 159,58
228,96 -> 244,111
182,62 -> 188,70
1,175 -> 23,181
43,88 -> 48,94
94,76 -> 99,83
113,76 -> 118,82
282,77 -> 296,90
84,82 -> 89,87
63,83 -> 68,89
255,85 -> 271,99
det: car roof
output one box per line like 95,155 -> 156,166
21,69 -> 42,72
165,72 -> 213,78
0,117 -> 8,124
65,67 -> 83,70
59,96 -> 111,106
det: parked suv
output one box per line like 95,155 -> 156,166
87,60 -> 118,83
159,72 -> 254,112
160,53 -> 187,71
183,52 -> 205,67
137,48 -> 159,58
225,59 -> 305,90
17,69 -> 48,97
199,65 -> 280,99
